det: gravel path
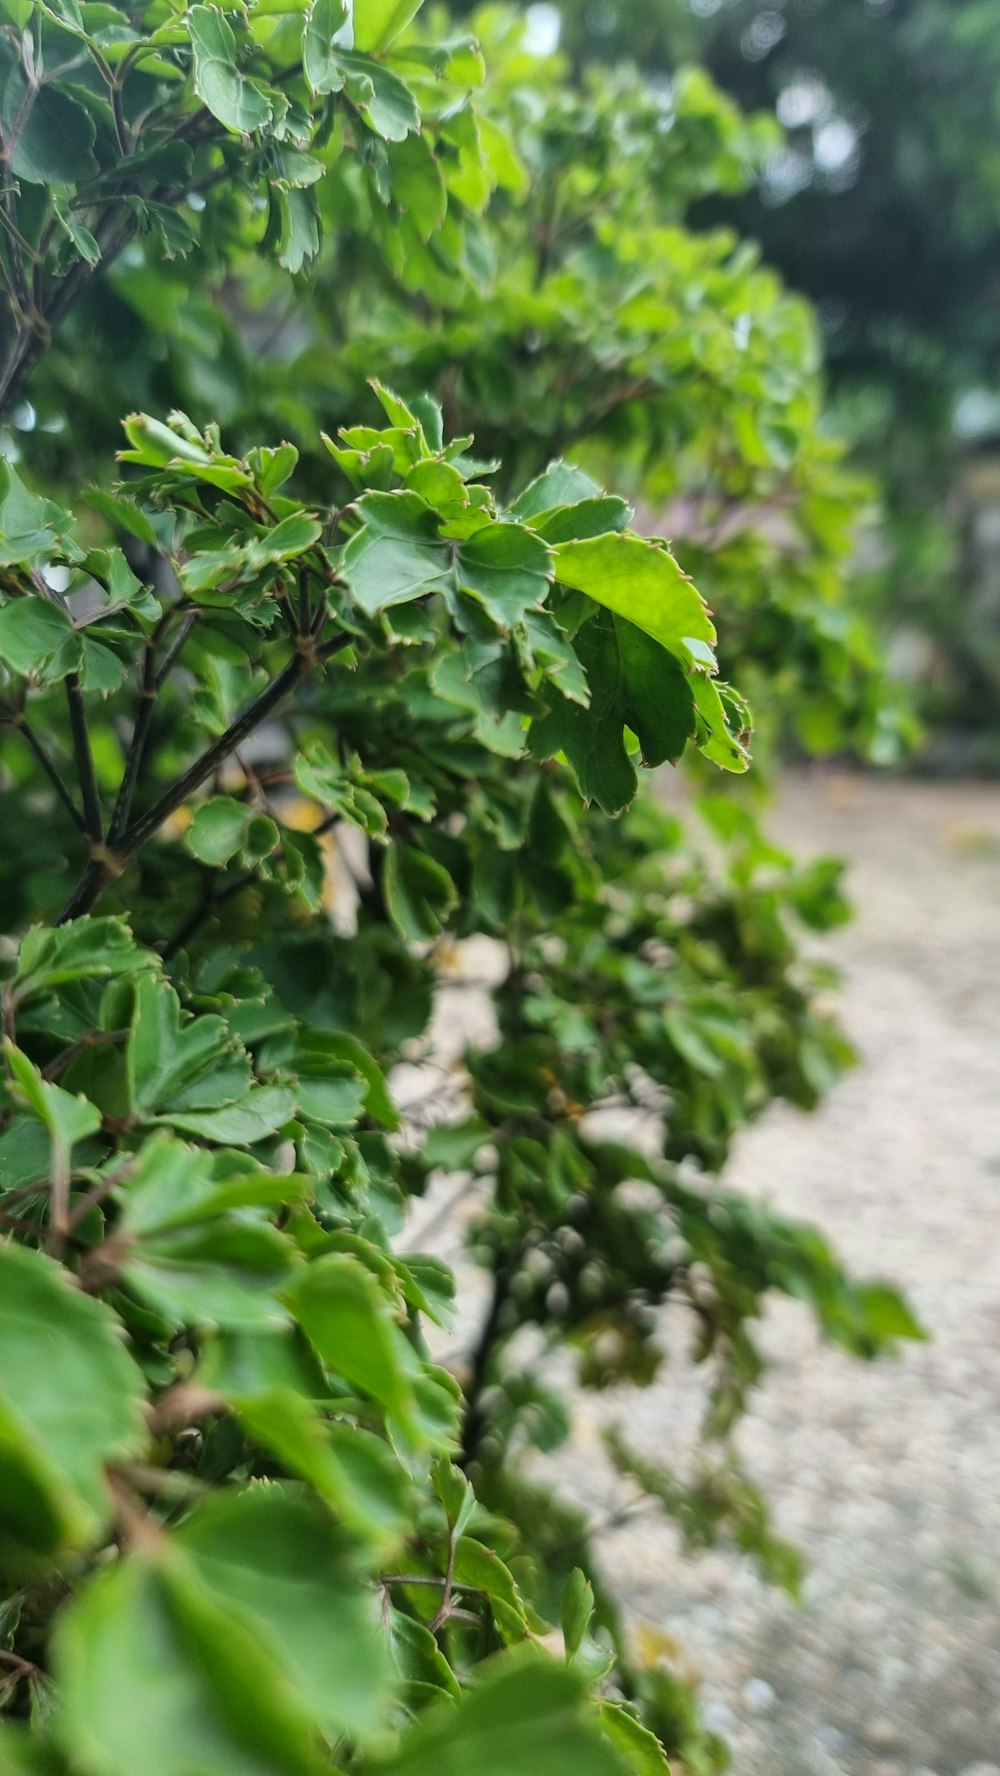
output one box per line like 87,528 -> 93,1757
555,771 -> 1000,1776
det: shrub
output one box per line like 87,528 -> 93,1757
0,5 -> 920,1772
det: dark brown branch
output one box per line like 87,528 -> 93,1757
108,607 -> 195,846
458,1249 -> 520,1472
297,563 -> 311,637
64,672 -> 103,842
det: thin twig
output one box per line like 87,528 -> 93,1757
64,671 -> 103,843
108,608 -> 189,846
0,1648 -> 42,1682
297,563 -> 311,636
458,1250 -> 519,1471
66,1162 -> 132,1232
429,1528 -> 458,1633
41,1026 -> 129,1083
154,609 -> 198,689
111,83 -> 130,157
46,1139 -> 71,1260
5,711 -> 87,832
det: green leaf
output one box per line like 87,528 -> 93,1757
390,133 -> 447,239
13,917 -> 156,1002
431,1458 -> 475,1538
0,599 -> 80,684
197,1327 -> 328,1403
122,1220 -> 298,1330
345,497 -> 550,626
53,1554 -> 324,1776
52,195 -> 101,266
458,522 -> 552,626
0,461 -> 77,564
276,186 -> 322,274
552,533 -> 716,671
186,796 -> 279,868
340,51 -> 419,141
118,1134 -> 309,1239
383,842 -> 457,941
188,6 -> 273,134
0,1115 -> 51,1189
397,1253 -> 456,1328
388,1610 -> 461,1700
451,1538 -> 529,1644
598,1703 -> 670,1775
236,1389 -> 411,1546
533,498 -> 632,544
352,0 -> 423,53
342,492 -> 451,614
530,612 -> 696,814
375,1652 -> 630,1776
295,1072 -> 368,1127
247,514 -> 322,566
509,463 -> 603,520
298,1030 -> 400,1130
561,1568 -> 595,1661
5,1041 -> 102,1170
303,0 -> 348,94
0,42 -> 98,184
854,1283 -> 927,1344
155,1086 -> 297,1146
0,1243 -> 146,1566
127,976 -> 237,1116
691,675 -> 752,773
175,1485 -> 394,1739
284,1255 -> 420,1432
186,796 -> 253,866
421,1118 -> 491,1170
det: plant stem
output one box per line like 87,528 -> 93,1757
108,608 -> 194,846
458,1250 -> 519,1472
55,634 -> 352,923
6,713 -> 87,833
64,672 -> 103,842
41,1027 -> 129,1083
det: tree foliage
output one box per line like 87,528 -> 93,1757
494,0 -> 1000,733
0,4 -> 920,1772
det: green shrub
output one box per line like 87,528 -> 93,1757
0,5 -> 920,1771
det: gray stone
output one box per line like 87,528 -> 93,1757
742,1677 -> 777,1714
863,1720 -> 903,1754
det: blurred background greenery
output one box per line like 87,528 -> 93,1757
447,0 -> 1000,758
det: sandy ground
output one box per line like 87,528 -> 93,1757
551,771 -> 1000,1776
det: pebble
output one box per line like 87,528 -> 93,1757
742,1677 -> 776,1714
863,1720 -> 903,1753
814,1724 -> 853,1757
